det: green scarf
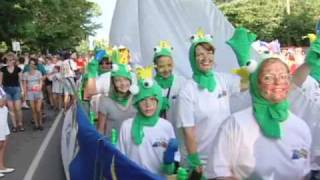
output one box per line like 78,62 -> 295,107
132,81 -> 163,145
110,91 -> 130,107
250,63 -> 289,139
154,74 -> 174,89
189,42 -> 216,92
193,71 -> 216,92
132,107 -> 160,145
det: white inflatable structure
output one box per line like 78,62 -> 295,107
109,0 -> 254,77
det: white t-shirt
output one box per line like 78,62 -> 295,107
0,106 -> 9,141
61,59 -> 77,78
206,108 -> 312,180
118,117 -> 176,174
289,87 -> 320,170
160,74 -> 186,129
301,75 -> 320,104
176,72 -> 240,166
96,72 -> 111,96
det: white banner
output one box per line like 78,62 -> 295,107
110,0 -> 259,77
61,107 -> 78,180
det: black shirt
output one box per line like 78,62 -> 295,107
1,66 -> 21,87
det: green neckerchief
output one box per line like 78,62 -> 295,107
154,74 -> 174,89
189,43 -> 216,92
132,80 -> 163,145
193,71 -> 216,92
250,64 -> 289,139
110,91 -> 130,107
132,107 -> 160,145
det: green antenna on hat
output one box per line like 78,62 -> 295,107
227,27 -> 257,80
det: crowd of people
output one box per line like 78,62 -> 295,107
1,27 -> 320,179
0,51 -> 89,178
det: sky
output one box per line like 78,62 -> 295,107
89,0 -> 117,40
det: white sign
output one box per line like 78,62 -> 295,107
12,41 -> 21,52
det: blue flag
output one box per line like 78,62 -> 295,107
69,103 -> 165,180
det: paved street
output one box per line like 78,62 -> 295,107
3,105 -> 66,180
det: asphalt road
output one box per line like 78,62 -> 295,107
3,105 -> 66,180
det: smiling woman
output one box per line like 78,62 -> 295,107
205,57 -> 312,180
258,58 -> 291,103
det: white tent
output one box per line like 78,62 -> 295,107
109,0 -> 246,77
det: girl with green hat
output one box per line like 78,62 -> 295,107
153,40 -> 186,127
206,56 -> 311,180
97,48 -> 137,138
118,66 -> 178,175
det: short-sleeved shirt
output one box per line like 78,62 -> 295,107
61,59 -> 77,78
0,66 -> 21,87
119,117 -> 176,174
0,106 -> 9,141
160,74 -> 186,129
206,108 -> 312,180
98,96 -> 136,137
176,72 -> 240,167
24,70 -> 42,91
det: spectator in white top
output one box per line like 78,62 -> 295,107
61,52 -> 78,112
0,87 -> 15,177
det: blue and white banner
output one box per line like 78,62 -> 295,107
67,103 -> 165,180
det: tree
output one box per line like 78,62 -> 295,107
0,0 -> 101,53
216,0 -> 320,46
0,1 -> 31,45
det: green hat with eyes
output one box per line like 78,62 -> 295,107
111,49 -> 132,80
153,40 -> 175,89
306,36 -> 320,80
131,66 -> 164,145
189,28 -> 216,92
227,27 -> 257,73
153,40 -> 173,63
250,56 -> 290,139
109,47 -> 139,95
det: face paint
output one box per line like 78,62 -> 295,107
259,60 -> 291,103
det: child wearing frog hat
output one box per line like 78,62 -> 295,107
97,48 -> 137,138
118,66 -> 178,175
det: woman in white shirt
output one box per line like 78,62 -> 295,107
206,57 -> 312,180
153,41 -> 186,128
176,30 -> 242,176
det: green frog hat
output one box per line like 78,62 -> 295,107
227,27 -> 258,80
131,65 -> 163,145
189,29 -> 216,92
110,47 -> 139,95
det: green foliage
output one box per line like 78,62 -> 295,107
0,42 -> 8,53
0,0 -> 101,53
217,0 -> 320,46
75,40 -> 90,55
